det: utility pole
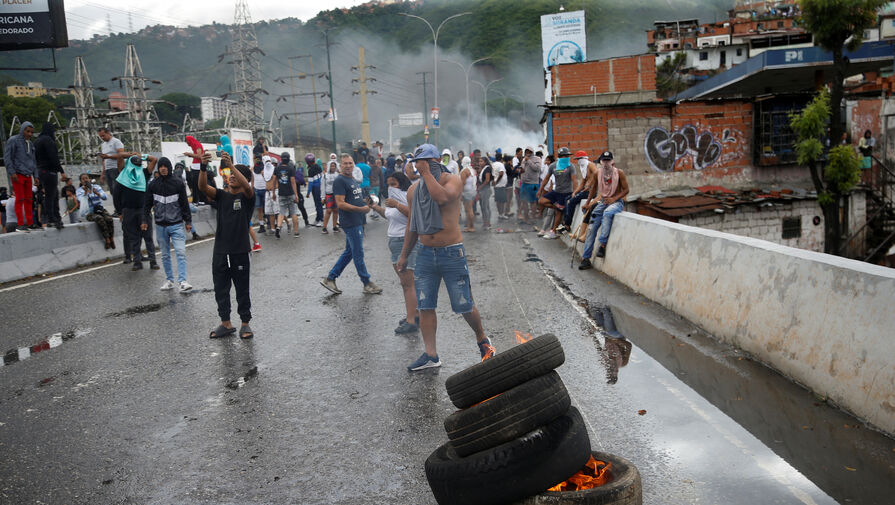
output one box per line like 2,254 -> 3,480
416,71 -> 430,140
324,29 -> 338,153
288,57 -> 301,147
309,56 -> 322,141
352,46 -> 376,147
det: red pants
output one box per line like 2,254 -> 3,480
12,174 -> 33,226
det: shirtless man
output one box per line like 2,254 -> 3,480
397,144 -> 496,371
579,151 -> 629,270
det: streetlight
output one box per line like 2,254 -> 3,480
399,11 -> 472,137
442,57 -> 491,127
471,78 -> 503,130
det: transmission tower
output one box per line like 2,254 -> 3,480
67,56 -> 106,165
222,0 -> 267,132
110,44 -> 164,153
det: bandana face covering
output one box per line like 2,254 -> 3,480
557,157 -> 571,172
578,159 -> 588,170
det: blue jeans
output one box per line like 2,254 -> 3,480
414,243 -> 474,314
328,225 -> 371,285
156,222 -> 188,282
583,201 -> 624,259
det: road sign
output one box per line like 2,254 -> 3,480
431,107 -> 440,128
398,112 -> 424,127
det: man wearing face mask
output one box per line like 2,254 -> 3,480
536,147 -> 577,240
441,148 -> 459,176
143,157 -> 192,292
116,154 -> 159,271
558,150 -> 598,238
579,151 -> 629,269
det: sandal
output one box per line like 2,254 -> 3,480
239,324 -> 254,339
209,324 -> 236,339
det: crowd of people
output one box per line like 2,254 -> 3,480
2,120 -> 635,370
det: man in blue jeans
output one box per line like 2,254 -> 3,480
579,151 -> 629,270
397,144 -> 496,372
320,154 -> 383,295
143,157 -> 193,292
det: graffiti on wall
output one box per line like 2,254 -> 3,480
644,125 -> 738,172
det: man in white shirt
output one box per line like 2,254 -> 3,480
442,148 -> 459,176
491,157 -> 508,219
97,127 -> 126,215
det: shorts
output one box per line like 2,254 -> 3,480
544,191 -> 572,208
254,188 -> 266,209
325,194 -> 336,209
278,195 -> 297,216
414,243 -> 474,314
462,190 -> 476,202
521,183 -> 539,203
494,187 -> 508,203
388,236 -> 418,269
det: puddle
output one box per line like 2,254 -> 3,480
225,366 -> 258,390
2,329 -> 91,367
106,302 -> 172,318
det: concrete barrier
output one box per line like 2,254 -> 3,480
596,212 -> 895,435
0,206 -> 218,285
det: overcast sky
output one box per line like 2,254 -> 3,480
64,0 -> 367,40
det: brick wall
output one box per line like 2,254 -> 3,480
551,99 -> 753,193
849,98 -> 882,142
551,54 -> 656,97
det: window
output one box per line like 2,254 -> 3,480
782,217 -> 802,239
737,48 -> 743,56
699,51 -> 709,61
777,21 -> 784,28
719,40 -> 726,46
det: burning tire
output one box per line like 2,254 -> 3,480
446,333 -> 564,409
425,407 -> 591,505
515,451 -> 642,505
445,371 -> 572,457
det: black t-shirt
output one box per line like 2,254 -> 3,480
211,190 -> 253,255
333,174 -> 366,228
479,166 -> 493,186
307,162 -> 322,179
276,165 -> 296,196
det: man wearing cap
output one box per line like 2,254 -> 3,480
397,144 -> 496,371
536,147 -> 577,239
4,121 -> 38,232
559,150 -> 599,238
579,151 -> 628,269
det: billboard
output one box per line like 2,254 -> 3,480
230,129 -> 254,167
398,112 -> 424,127
540,10 -> 586,70
0,0 -> 68,51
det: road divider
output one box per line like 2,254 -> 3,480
580,211 -> 895,436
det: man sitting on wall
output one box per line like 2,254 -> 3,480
579,151 -> 628,270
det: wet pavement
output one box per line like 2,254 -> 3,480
1,214 -> 893,504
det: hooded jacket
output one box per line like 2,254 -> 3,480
144,157 -> 191,227
35,123 -> 63,173
4,121 -> 36,177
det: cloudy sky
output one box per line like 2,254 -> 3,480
64,0 -> 367,40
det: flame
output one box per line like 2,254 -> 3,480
515,330 -> 533,344
547,455 -> 612,492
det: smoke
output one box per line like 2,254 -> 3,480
447,117 -> 545,157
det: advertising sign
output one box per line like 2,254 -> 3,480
398,112 -> 424,127
0,0 -> 68,51
230,129 -> 253,167
431,107 -> 440,128
540,10 -> 586,70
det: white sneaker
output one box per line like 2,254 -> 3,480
160,280 -> 176,291
543,230 -> 558,239
179,281 -> 193,293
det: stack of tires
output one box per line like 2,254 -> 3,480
425,334 -> 590,505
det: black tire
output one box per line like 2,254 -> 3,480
425,407 -> 590,505
446,333 -> 564,409
445,371 -> 571,457
514,451 -> 642,505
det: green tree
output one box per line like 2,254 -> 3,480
791,90 -> 862,255
656,52 -> 688,98
0,95 -> 57,129
798,0 -> 886,147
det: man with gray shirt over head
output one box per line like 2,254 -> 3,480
398,144 -> 495,372
3,121 -> 38,232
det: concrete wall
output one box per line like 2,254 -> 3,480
0,206 -> 218,285
595,212 -> 895,435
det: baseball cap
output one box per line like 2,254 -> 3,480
574,150 -> 588,159
557,146 -> 571,157
413,144 -> 440,160
599,151 -> 614,161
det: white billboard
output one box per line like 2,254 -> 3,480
398,112 -> 424,127
541,10 -> 586,70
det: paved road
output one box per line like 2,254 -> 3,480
1,214 -> 893,504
